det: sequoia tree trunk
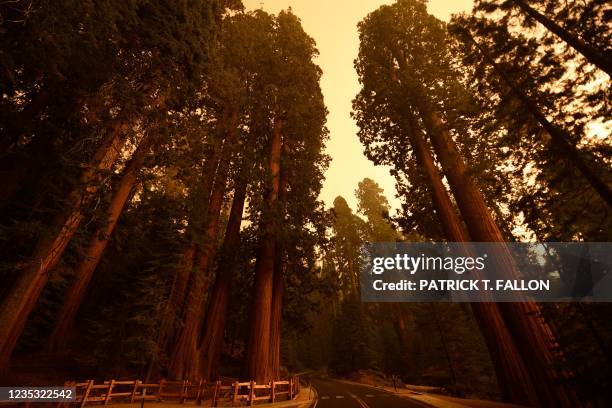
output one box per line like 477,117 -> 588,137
421,106 -> 584,407
0,120 -> 126,371
198,163 -> 250,380
245,115 -> 283,383
47,132 -> 153,351
173,246 -> 198,315
167,111 -> 237,380
268,246 -> 285,381
167,138 -> 223,361
404,115 -> 539,406
511,0 -> 612,76
268,142 -> 289,380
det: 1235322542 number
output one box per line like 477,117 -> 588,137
0,387 -> 76,402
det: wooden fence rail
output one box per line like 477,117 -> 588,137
56,376 -> 300,407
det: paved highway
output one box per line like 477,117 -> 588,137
309,377 -> 426,408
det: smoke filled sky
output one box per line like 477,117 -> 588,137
243,0 -> 474,213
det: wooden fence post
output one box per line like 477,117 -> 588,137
80,380 -> 94,408
180,380 -> 187,403
249,381 -> 255,407
130,380 -> 140,403
158,379 -> 165,402
103,380 -> 115,405
270,380 -> 275,403
232,381 -> 239,406
56,382 -> 74,408
212,380 -> 220,407
195,380 -> 204,405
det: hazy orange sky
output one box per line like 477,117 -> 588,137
243,0 -> 473,213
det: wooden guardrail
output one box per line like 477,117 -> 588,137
57,376 -> 300,407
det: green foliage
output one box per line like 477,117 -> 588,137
351,0 -> 481,240
0,0 -> 229,291
449,5 -> 612,241
355,178 -> 400,242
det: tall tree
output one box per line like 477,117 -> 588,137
195,11 -> 277,372
47,127 -> 160,351
353,1 -> 585,405
198,162 -> 251,380
245,112 -> 283,382
245,9 -> 327,382
330,197 -> 366,296
0,119 -> 128,369
354,99 -> 537,402
168,111 -> 238,379
355,178 -> 401,242
0,0 -> 226,371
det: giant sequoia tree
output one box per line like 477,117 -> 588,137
164,8 -> 270,380
0,0 -> 330,384
0,0 -> 225,372
244,9 -> 328,383
353,1 -> 591,406
195,12 -> 274,379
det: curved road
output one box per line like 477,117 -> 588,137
310,378 -> 427,408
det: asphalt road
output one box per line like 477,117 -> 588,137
309,378 -> 426,408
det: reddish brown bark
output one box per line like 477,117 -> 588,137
47,133 -> 153,351
167,139 -> 224,347
172,245 -> 198,321
168,112 -> 238,380
404,116 -> 467,242
421,107 -> 583,407
268,143 -> 289,380
0,120 -> 127,371
198,166 -> 250,380
245,115 -> 283,383
199,140 -> 225,214
405,116 -> 539,406
268,251 -> 285,381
